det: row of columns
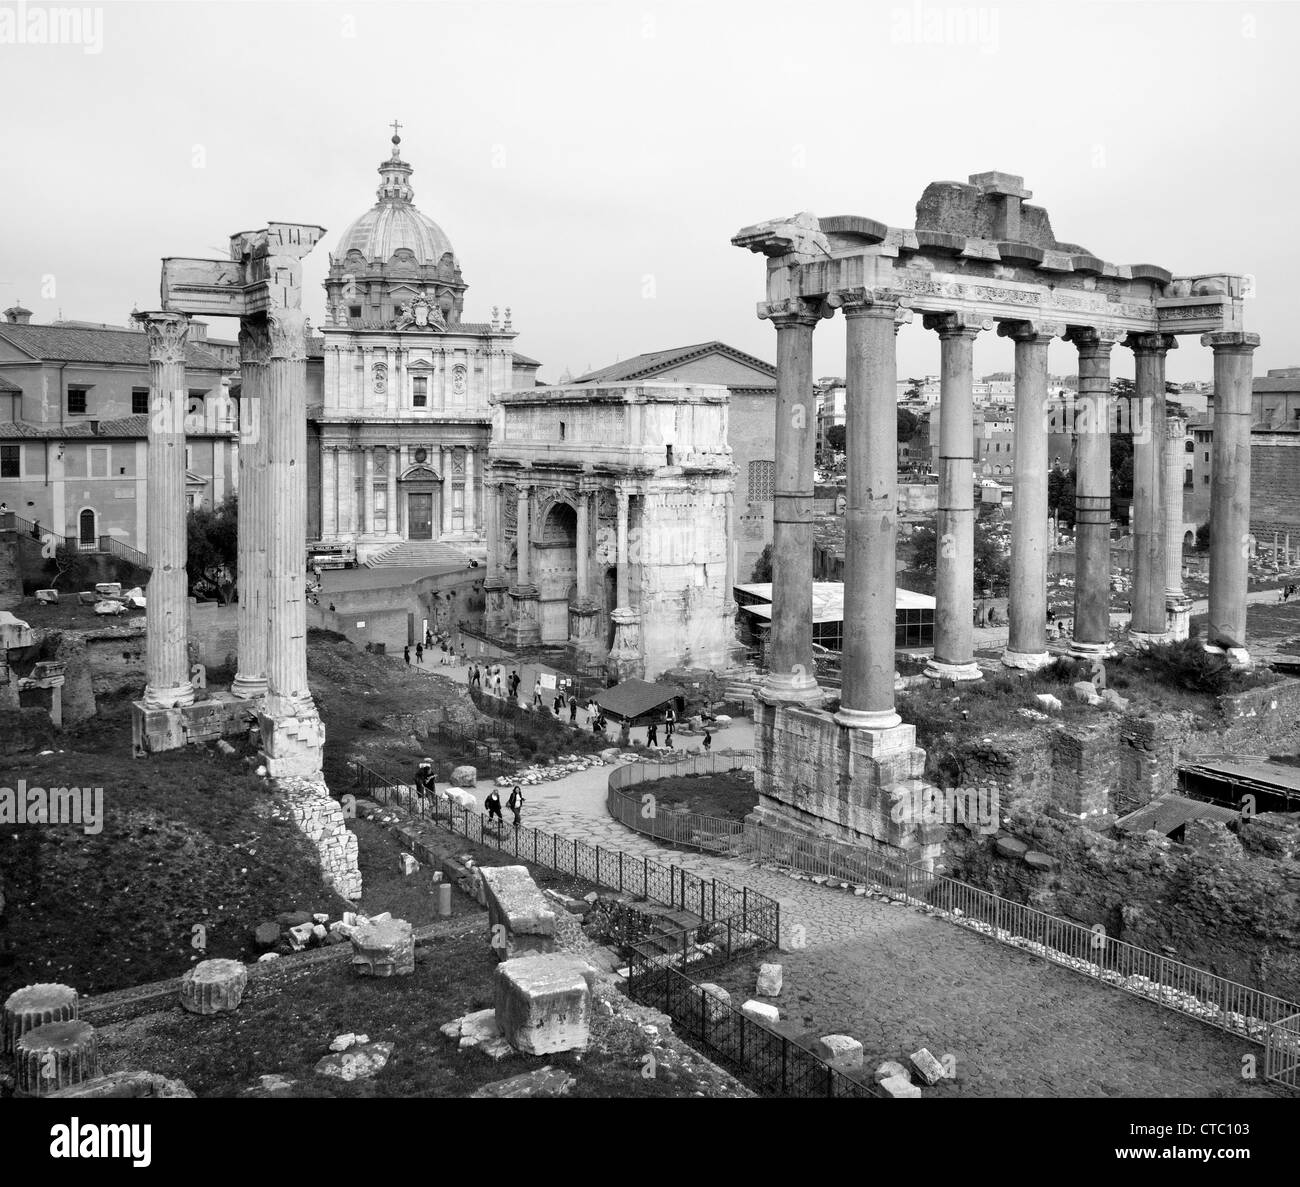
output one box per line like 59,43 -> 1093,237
758,286 -> 1259,728
140,308 -> 314,716
319,444 -> 480,538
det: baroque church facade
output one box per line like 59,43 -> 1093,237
308,132 -> 540,561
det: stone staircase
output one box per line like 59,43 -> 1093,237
722,664 -> 764,706
365,540 -> 474,569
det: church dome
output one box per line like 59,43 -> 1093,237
336,134 -> 455,266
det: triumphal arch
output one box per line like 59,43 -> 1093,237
733,171 -> 1256,855
484,382 -> 737,681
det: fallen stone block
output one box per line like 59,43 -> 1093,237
399,852 -> 420,876
179,959 -> 248,1015
3,982 -> 79,1058
995,835 -> 1029,859
879,1074 -> 922,1098
874,1059 -> 909,1083
451,764 -> 478,788
351,918 -> 415,977
740,1000 -> 780,1026
909,1047 -> 947,1085
1100,689 -> 1130,711
815,1034 -> 863,1072
287,923 -> 315,950
1071,681 -> 1098,704
1023,850 -> 1055,871
1033,693 -> 1063,712
756,962 -> 783,997
494,954 -> 591,1055
46,1070 -> 194,1098
690,982 -> 731,1025
470,1065 -> 576,1098
481,865 -> 557,961
314,1040 -> 394,1082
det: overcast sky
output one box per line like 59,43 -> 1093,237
3,0 -> 1293,385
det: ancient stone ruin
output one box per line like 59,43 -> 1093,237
733,172 -> 1257,861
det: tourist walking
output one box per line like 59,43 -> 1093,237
702,729 -> 712,752
664,705 -> 676,742
533,678 -> 543,708
415,642 -> 424,665
510,670 -> 520,699
646,722 -> 658,747
568,694 -> 578,724
404,645 -> 411,667
484,790 -> 503,825
553,691 -> 564,716
507,784 -> 525,828
415,757 -> 434,803
471,664 -> 481,688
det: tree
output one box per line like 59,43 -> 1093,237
750,543 -> 773,583
907,521 -> 1009,592
1047,466 -> 1076,528
187,494 -> 238,603
825,424 -> 847,452
50,543 -> 89,589
897,407 -> 919,442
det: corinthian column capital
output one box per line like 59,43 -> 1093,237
137,311 -> 189,364
1200,330 -> 1261,354
1064,324 -> 1127,352
267,309 -> 308,362
997,318 -> 1066,344
238,320 -> 271,367
757,296 -> 824,327
831,286 -> 907,319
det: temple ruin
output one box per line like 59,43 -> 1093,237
733,171 -> 1257,856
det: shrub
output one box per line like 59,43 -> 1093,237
1135,637 -> 1234,696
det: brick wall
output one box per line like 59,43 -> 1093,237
1249,433 -> 1300,539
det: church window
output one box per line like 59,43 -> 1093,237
68,388 -> 88,415
132,388 -> 149,414
413,377 -> 428,408
559,422 -> 565,440
349,305 -> 361,319
1,445 -> 18,477
748,459 -> 775,502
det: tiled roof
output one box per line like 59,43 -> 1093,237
512,351 -> 542,367
574,341 -> 776,385
0,323 -> 229,371
0,414 -> 233,440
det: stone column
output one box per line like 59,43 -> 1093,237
836,293 -> 906,730
1203,331 -> 1261,659
232,320 -> 270,699
484,479 -> 508,633
1000,320 -> 1061,669
568,488 -> 599,651
322,444 -> 338,541
1066,327 -> 1122,656
507,481 -> 540,646
757,299 -> 823,706
576,490 -> 591,600
363,446 -> 375,536
924,311 -> 988,682
263,309 -> 315,723
1163,414 -> 1192,639
615,488 -> 631,608
140,312 -> 195,709
386,446 -> 398,537
515,483 -> 532,587
464,446 -> 476,532
442,447 -> 455,535
1128,333 -> 1177,643
609,486 -> 642,679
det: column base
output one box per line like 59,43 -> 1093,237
756,669 -> 824,707
506,583 -> 542,647
1165,596 -> 1192,642
231,673 -> 269,700
1203,643 -> 1252,669
1068,639 -> 1117,659
923,659 -> 983,682
833,705 -> 902,731
607,606 -> 643,682
259,706 -> 326,782
142,682 -> 196,710
567,599 -> 601,652
1128,629 -> 1172,648
1001,649 -> 1051,671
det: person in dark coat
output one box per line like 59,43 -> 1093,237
647,722 -> 659,747
703,729 -> 712,752
484,790 -> 504,823
415,642 -> 424,664
568,694 -> 578,723
507,784 -> 525,827
404,645 -> 411,666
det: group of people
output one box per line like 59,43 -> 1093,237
404,631 -> 467,668
484,784 -> 526,828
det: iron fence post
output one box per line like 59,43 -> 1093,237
711,879 -> 717,923
743,886 -> 749,934
573,837 -> 578,876
644,858 -> 648,899
619,851 -> 624,893
553,833 -> 557,869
